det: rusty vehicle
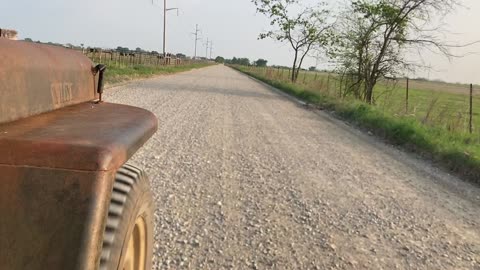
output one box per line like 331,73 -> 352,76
0,38 -> 157,269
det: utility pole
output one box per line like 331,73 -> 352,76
161,0 -> 178,58
209,41 -> 213,60
470,84 -> 474,134
205,38 -> 209,59
192,24 -> 201,60
163,0 -> 166,56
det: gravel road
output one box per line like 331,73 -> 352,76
106,65 -> 480,269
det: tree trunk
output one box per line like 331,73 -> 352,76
291,50 -> 299,82
295,45 -> 312,82
365,75 -> 377,104
295,64 -> 302,82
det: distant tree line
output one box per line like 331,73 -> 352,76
216,57 -> 268,67
225,57 -> 251,66
22,38 -> 190,59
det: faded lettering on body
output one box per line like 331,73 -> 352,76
51,82 -> 73,106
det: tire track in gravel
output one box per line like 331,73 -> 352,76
241,72 -> 480,269
230,81 -> 348,269
106,65 -> 480,270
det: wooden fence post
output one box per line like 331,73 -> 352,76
470,83 -> 473,134
406,78 -> 409,113
335,78 -> 338,97
327,74 -> 331,95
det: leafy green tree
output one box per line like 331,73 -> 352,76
116,46 -> 130,53
331,0 -> 461,103
23,38 -> 33,42
252,0 -> 332,82
227,57 -> 250,66
255,59 -> 268,67
238,58 -> 250,66
309,66 -> 317,71
215,56 -> 225,63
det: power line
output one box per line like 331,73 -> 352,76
204,39 -> 213,60
151,0 -> 163,10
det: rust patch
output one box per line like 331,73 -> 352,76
0,102 -> 158,171
0,38 -> 97,124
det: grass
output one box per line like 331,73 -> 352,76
233,65 -> 480,183
373,81 -> 480,134
255,67 -> 480,135
102,62 -> 213,86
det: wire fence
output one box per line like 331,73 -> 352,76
248,66 -> 480,136
75,48 -> 198,68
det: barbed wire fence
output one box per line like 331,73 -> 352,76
249,65 -> 478,135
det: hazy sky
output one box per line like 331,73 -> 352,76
2,0 -> 479,84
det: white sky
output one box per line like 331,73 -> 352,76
1,0 -> 479,84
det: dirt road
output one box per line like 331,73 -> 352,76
106,65 -> 480,269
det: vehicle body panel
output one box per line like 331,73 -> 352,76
0,167 -> 114,270
0,38 -> 98,125
0,102 -> 157,171
0,38 -> 158,269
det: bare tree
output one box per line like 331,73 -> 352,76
331,0 -> 465,103
252,0 -> 332,82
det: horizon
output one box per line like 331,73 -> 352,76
1,0 -> 479,85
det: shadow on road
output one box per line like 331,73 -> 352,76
142,82 -> 283,101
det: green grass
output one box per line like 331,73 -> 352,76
233,65 -> 480,183
372,82 -> 480,134
255,67 -> 480,135
103,62 -> 213,86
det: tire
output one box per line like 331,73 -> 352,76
99,164 -> 154,270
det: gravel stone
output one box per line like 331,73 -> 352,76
106,65 -> 480,269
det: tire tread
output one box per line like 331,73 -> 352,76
99,164 -> 152,270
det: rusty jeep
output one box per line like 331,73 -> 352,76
0,38 -> 157,269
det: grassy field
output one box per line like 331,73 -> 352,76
103,62 -> 212,86
254,67 -> 480,135
234,65 -> 480,183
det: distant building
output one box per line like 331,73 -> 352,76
0,29 -> 18,40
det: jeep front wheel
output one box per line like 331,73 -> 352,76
100,164 -> 154,270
